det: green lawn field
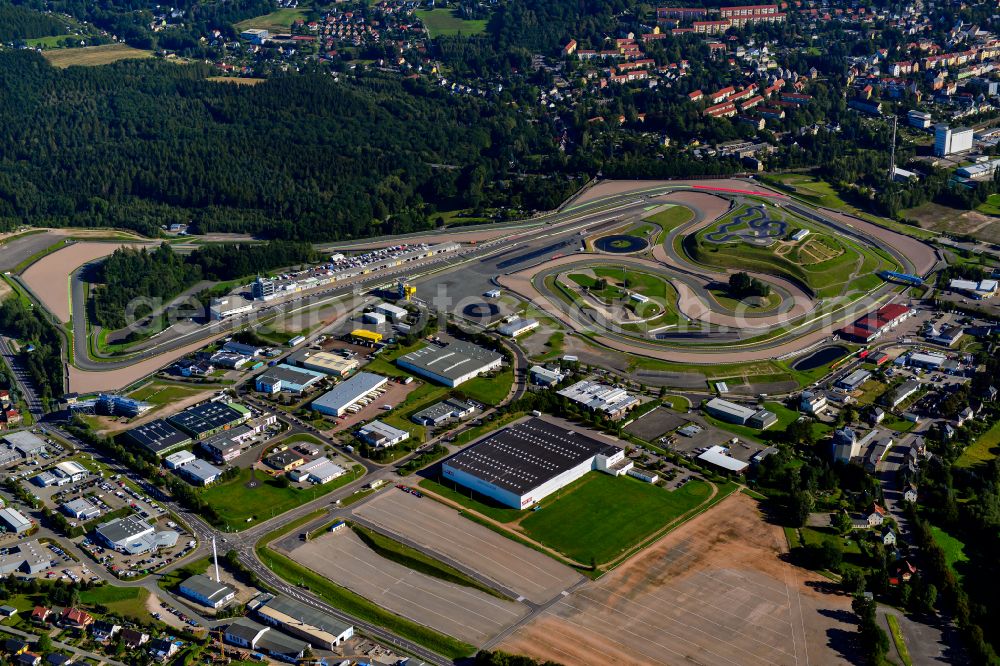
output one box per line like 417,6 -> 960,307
414,9 -> 487,37
200,465 -> 363,528
456,368 -> 514,406
79,585 -> 151,621
519,473 -> 714,564
236,8 -> 308,32
646,205 -> 694,242
956,419 -> 1000,468
929,525 -> 968,579
977,193 -> 1000,216
128,382 -> 209,407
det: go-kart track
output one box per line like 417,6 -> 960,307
705,204 -> 787,245
12,178 -> 938,392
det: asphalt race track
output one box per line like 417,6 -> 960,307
18,177 -> 939,390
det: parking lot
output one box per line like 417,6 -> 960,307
288,527 -> 530,645
352,489 -> 584,604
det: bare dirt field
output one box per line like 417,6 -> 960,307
498,493 -> 858,666
903,202 -> 1000,244
352,489 -> 584,604
289,528 -> 530,645
21,241 -> 152,322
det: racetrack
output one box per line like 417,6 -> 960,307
32,177 -> 939,390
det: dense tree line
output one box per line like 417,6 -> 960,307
12,0 -> 274,52
0,296 -> 63,404
0,52 -> 584,240
0,4 -> 69,40
473,651 -> 562,666
729,271 -> 771,299
92,241 -> 318,328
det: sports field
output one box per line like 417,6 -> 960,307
415,9 -> 487,37
42,44 -> 153,68
518,473 -> 714,564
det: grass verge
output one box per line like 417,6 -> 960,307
349,523 -> 510,599
886,614 -> 913,666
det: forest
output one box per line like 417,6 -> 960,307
0,51 -> 584,241
0,4 -> 69,39
91,242 -> 317,329
0,296 -> 64,405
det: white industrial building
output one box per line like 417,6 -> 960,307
791,228 -> 810,241
948,278 -> 998,299
907,351 -> 947,370
311,372 -> 388,417
703,397 -> 777,429
498,318 -> 539,337
396,341 -> 503,388
356,420 -> 410,448
177,459 -> 222,486
288,457 -> 345,484
179,574 -> 235,609
164,450 -> 196,470
209,296 -> 254,320
363,311 -> 386,325
529,365 -> 565,387
698,446 -> 749,474
374,302 -> 408,323
934,124 -> 974,157
557,380 -> 639,419
62,498 -> 101,521
0,507 -> 32,534
441,417 -> 632,509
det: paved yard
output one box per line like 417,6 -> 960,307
289,528 -> 529,645
352,489 -> 584,604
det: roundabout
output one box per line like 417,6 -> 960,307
594,234 -> 649,254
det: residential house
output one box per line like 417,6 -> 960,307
45,654 -> 73,666
956,406 -> 974,426
30,607 -> 50,624
121,629 -> 149,650
904,485 -> 918,503
0,606 -> 16,619
883,528 -> 897,546
869,407 -> 885,425
58,608 -> 93,631
892,559 -> 917,583
16,653 -> 41,666
91,620 -> 120,643
3,639 -> 28,656
148,639 -> 178,662
868,504 -> 887,526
